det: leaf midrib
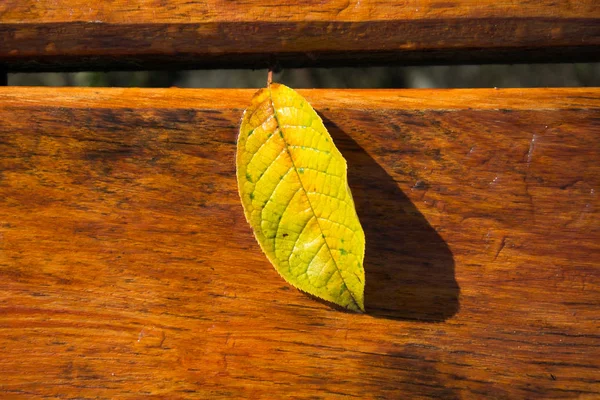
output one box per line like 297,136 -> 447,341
267,85 -> 360,311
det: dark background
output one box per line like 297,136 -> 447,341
8,63 -> 600,88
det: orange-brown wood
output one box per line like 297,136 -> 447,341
0,87 -> 599,398
1,0 -> 599,71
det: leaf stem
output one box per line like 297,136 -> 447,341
267,69 -> 273,87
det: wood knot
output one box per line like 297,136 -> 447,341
136,327 -> 166,348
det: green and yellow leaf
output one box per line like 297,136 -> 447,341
236,83 -> 366,312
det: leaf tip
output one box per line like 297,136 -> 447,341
352,296 -> 365,313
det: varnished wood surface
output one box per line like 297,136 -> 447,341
0,87 -> 599,398
1,0 -> 599,71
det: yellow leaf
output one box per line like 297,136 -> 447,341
236,83 -> 366,312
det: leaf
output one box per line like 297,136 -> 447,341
236,83 -> 366,312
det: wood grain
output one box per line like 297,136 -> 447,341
1,0 -> 599,71
0,87 -> 599,398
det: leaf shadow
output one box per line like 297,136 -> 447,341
322,117 -> 460,322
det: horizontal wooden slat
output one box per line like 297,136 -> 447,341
0,87 -> 599,398
1,1 -> 599,71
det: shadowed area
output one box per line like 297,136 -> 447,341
323,117 -> 460,322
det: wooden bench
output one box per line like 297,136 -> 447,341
1,1 -> 599,398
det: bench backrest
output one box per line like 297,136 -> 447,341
1,0 -> 599,71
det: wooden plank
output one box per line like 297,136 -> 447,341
0,1 -> 599,71
0,87 -> 599,398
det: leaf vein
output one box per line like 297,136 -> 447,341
287,144 -> 330,155
300,166 -> 342,178
286,214 -> 317,263
254,148 -> 289,187
317,216 -> 357,237
272,186 -> 303,249
306,190 -> 347,203
246,128 -> 281,170
259,166 -> 294,220
304,241 -> 327,272
279,123 -> 326,139
270,87 -> 360,309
